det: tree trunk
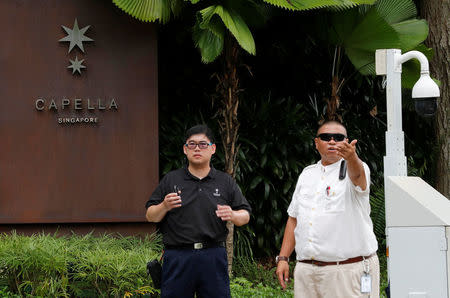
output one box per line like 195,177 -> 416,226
421,0 -> 450,198
326,46 -> 342,121
326,75 -> 341,121
216,37 -> 241,275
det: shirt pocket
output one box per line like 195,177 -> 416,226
297,189 -> 313,215
323,183 -> 346,213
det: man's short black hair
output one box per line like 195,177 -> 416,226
317,120 -> 347,136
185,124 -> 215,143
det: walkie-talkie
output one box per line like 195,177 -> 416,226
339,160 -> 347,180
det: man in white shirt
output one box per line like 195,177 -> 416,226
276,120 -> 379,298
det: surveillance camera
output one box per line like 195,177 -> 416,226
414,97 -> 438,117
412,73 -> 440,117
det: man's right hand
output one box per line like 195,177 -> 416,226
276,261 -> 290,290
162,192 -> 182,211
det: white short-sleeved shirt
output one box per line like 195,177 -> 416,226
287,159 -> 378,262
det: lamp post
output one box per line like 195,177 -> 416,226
376,49 -> 440,294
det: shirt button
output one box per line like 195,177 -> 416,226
312,208 -> 315,211
309,222 -> 312,226
311,256 -> 315,260
199,188 -> 202,191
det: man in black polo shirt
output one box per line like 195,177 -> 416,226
145,124 -> 251,298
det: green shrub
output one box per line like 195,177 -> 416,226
232,256 -> 295,292
0,232 -> 161,297
231,277 -> 293,298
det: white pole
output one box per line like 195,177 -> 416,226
380,49 -> 408,285
376,48 -> 441,295
384,49 -> 407,178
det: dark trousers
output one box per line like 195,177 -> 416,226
161,247 -> 230,298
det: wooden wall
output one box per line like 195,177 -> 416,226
0,0 -> 158,235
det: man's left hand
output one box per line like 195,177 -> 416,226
216,205 -> 234,221
336,139 -> 358,161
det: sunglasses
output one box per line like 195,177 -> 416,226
185,141 -> 213,149
317,133 -> 347,142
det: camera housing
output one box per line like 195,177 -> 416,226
411,73 -> 440,117
414,98 -> 438,117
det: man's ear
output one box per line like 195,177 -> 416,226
314,138 -> 319,150
183,144 -> 187,155
211,144 -> 216,155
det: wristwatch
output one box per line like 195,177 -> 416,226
276,256 -> 289,264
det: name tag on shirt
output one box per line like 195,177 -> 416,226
361,274 -> 371,293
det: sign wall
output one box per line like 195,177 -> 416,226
0,0 -> 158,224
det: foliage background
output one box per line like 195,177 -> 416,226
158,9 -> 436,259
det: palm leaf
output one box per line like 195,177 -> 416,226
199,5 -> 256,55
325,0 -> 429,82
392,19 -> 428,51
345,48 -> 376,75
343,8 -> 399,51
263,0 -> 375,11
375,0 -> 416,24
193,16 -> 225,63
112,0 -> 182,23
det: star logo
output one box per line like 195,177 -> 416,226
59,19 -> 93,53
67,56 -> 86,75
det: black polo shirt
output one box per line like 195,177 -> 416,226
145,167 -> 251,246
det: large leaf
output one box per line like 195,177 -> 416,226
112,0 -> 182,23
192,19 -> 225,63
263,0 -> 375,11
392,19 -> 428,51
225,0 -> 271,28
327,9 -> 360,45
199,5 -> 255,55
343,8 -> 399,51
345,48 -> 376,75
375,0 -> 416,24
326,0 -> 428,84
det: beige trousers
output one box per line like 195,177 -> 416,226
293,254 -> 380,298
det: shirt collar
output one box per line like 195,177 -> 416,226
183,165 -> 216,181
318,158 -> 343,172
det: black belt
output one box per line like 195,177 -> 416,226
165,241 -> 226,250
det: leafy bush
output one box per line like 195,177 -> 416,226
231,277 -> 293,298
233,256 -> 276,288
0,232 -> 161,297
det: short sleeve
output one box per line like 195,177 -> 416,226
145,175 -> 168,209
353,162 -> 371,196
287,175 -> 302,218
229,177 -> 252,215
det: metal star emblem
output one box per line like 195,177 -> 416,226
67,56 -> 86,75
59,19 -> 93,53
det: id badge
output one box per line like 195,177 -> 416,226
361,274 -> 372,293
